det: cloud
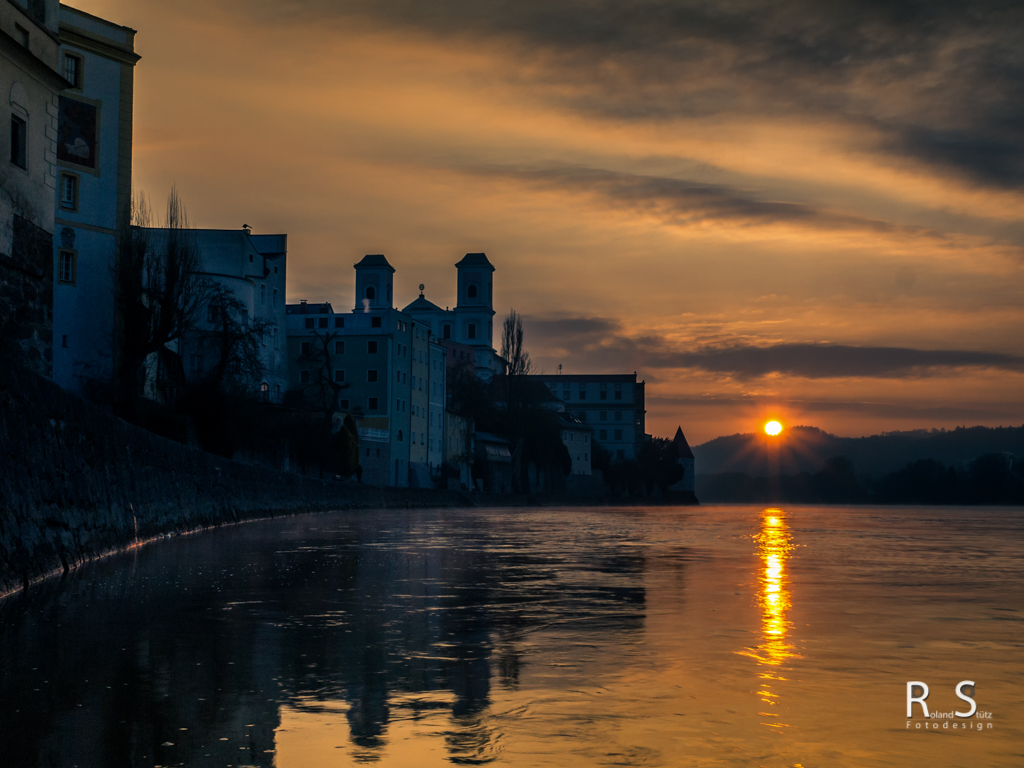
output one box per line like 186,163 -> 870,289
525,315 -> 1024,379
242,0 -> 1024,190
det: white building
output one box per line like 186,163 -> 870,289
402,252 -> 503,380
140,227 -> 289,403
52,5 -> 138,394
0,0 -> 66,377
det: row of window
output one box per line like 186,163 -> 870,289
562,431 -> 590,444
598,429 -> 625,441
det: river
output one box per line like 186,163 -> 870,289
1,505 -> 1021,767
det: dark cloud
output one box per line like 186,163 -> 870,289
647,394 -> 1021,422
462,164 -> 902,231
664,343 -> 1024,379
526,315 -> 1024,379
251,0 -> 1024,190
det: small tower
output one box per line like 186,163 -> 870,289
353,254 -> 395,310
670,426 -> 696,495
453,252 -> 495,348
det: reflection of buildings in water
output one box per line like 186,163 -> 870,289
737,508 -> 799,728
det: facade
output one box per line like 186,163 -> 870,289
402,252 -> 503,380
51,5 -> 138,394
0,0 -> 65,377
443,410 -> 471,489
560,413 -> 592,476
140,228 -> 289,403
287,255 -> 448,488
535,374 -> 646,463
669,426 -> 696,494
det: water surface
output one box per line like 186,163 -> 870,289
1,506 -> 1021,767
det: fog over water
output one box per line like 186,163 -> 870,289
1,506 -> 1021,767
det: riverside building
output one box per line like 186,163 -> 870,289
535,374 -> 646,463
51,5 -> 139,394
0,0 -> 67,377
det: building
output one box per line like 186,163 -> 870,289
669,426 -> 696,494
51,5 -> 138,394
0,0 -> 66,377
286,254 -> 448,488
560,413 -> 592,476
535,374 -> 646,463
140,227 -> 289,404
402,252 -> 503,380
443,410 -> 471,489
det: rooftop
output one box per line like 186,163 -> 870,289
354,254 -> 395,272
532,373 -> 639,383
286,301 -> 334,315
402,294 -> 444,313
455,252 -> 495,271
673,427 -> 695,459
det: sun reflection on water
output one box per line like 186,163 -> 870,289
737,508 -> 800,729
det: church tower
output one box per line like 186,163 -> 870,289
353,254 -> 395,310
453,252 -> 495,348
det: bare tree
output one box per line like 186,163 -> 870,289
113,187 -> 210,402
296,328 -> 355,477
190,282 -> 272,392
500,309 -> 534,491
500,309 -> 532,378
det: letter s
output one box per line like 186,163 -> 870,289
907,681 -> 930,718
955,681 -> 977,718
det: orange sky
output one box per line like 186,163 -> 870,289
74,0 -> 1024,443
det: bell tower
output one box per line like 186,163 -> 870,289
353,254 -> 395,311
453,252 -> 495,348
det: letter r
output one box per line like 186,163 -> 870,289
907,681 -> 930,718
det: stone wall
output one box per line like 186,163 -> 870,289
0,215 -> 53,377
0,363 -> 467,597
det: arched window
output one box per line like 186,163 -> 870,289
398,430 -> 404,442
468,285 -> 477,299
468,323 -> 476,340
259,382 -> 269,402
366,285 -> 376,300
443,325 -> 451,339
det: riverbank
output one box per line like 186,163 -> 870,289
0,364 -> 475,598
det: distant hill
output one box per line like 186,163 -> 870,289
693,424 -> 1024,480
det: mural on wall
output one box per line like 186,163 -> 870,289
57,97 -> 98,169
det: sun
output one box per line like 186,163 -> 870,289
765,421 -> 783,436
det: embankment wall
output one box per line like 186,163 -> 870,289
0,364 -> 466,597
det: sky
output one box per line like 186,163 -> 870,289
76,0 -> 1024,443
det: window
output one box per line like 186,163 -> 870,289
600,411 -> 607,421
260,284 -> 266,305
300,370 -> 310,384
274,266 -> 279,275
615,411 -> 622,421
334,369 -> 345,383
249,253 -> 254,263
371,316 -> 381,328
468,285 -> 477,299
207,303 -> 221,323
367,340 -> 378,354
367,369 -> 378,382
272,326 -> 279,349
300,341 -> 310,356
274,384 -> 281,400
368,397 -> 378,410
335,316 -> 344,328
304,318 -> 314,329
57,250 -> 76,284
261,330 -> 266,347
468,323 -> 476,340
579,388 -> 587,400
273,288 -> 278,307
614,429 -> 623,440
63,54 -> 83,89
398,430 -> 404,442
62,335 -> 67,348
600,390 -> 607,401
59,173 -> 78,210
366,285 -> 376,300
599,429 -> 608,440
11,115 -> 26,169
318,317 -> 328,328
334,341 -> 345,354
443,325 -> 451,339
615,391 -> 622,400
259,382 -> 269,402
584,435 -> 589,444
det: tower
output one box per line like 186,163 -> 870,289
453,252 -> 495,348
353,254 -> 395,310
